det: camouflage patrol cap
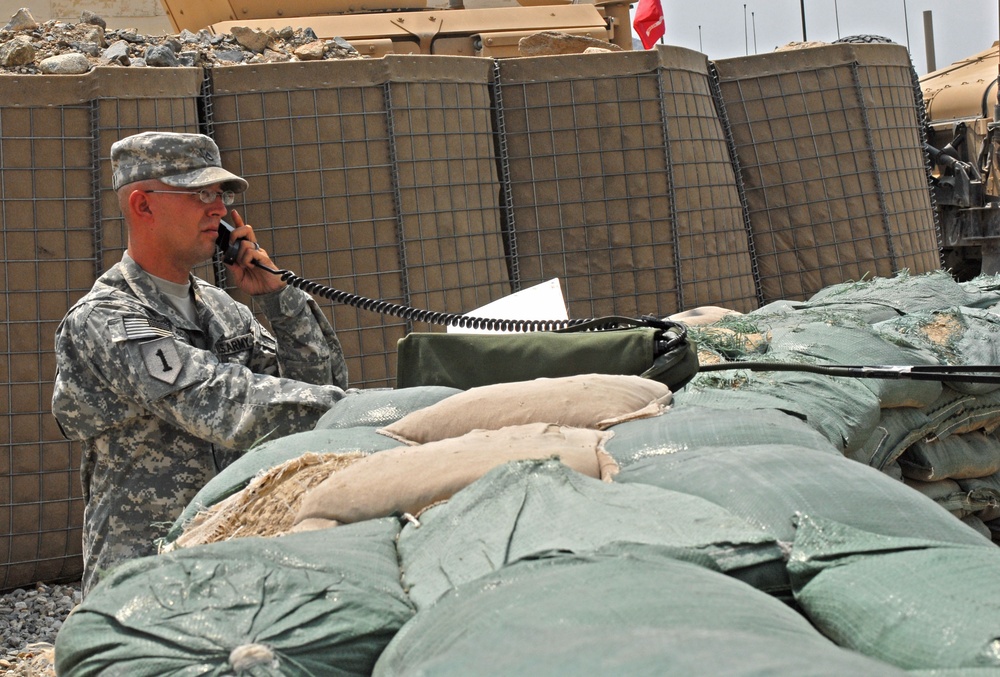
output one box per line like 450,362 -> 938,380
111,131 -> 248,192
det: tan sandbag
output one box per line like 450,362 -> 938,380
295,423 -> 617,526
166,452 -> 363,550
378,373 -> 671,445
668,306 -> 742,326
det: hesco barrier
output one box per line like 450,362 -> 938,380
714,43 -> 941,302
1,44 -> 941,590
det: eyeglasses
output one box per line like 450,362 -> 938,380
142,189 -> 237,206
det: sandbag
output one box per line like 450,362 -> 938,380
874,307 -> 1000,395
374,550 -> 907,677
163,426 -> 401,544
788,514 -> 1000,670
398,460 -> 786,608
899,430 -> 1000,481
676,368 -> 881,453
295,423 -> 616,526
849,388 -> 974,470
314,386 -> 460,429
766,321 -> 943,408
806,270 -> 979,315
167,452 -> 365,550
616,444 -> 991,550
604,404 -> 839,468
903,478 -> 998,519
55,519 -> 414,677
378,373 -> 671,445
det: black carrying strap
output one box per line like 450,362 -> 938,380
700,361 -> 1000,384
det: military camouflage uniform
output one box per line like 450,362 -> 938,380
52,256 -> 348,594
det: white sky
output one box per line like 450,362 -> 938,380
632,0 -> 999,76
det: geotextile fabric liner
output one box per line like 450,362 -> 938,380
55,519 -> 415,677
164,426 -> 401,544
603,404 -> 840,468
373,550 -> 907,677
788,514 -> 1000,670
714,44 -> 940,303
397,459 -> 786,608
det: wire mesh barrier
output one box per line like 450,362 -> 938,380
496,48 -> 761,319
714,43 -> 941,303
0,45 -> 941,591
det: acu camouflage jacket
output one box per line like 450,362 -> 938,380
51,256 -> 348,594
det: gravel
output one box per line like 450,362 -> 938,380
1,581 -> 82,676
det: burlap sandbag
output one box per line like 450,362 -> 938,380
166,452 -> 364,551
377,373 -> 671,445
295,423 -> 616,526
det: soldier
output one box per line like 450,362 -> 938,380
52,131 -> 349,595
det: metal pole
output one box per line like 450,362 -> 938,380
744,4 -> 749,55
903,0 -> 910,50
834,0 -> 841,39
800,0 -> 807,41
922,10 -> 935,73
752,11 -> 757,53
698,24 -> 703,52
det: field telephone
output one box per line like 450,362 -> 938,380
214,218 -> 1000,388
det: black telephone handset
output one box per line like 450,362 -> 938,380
216,220 -> 244,265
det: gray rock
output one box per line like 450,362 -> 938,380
3,7 -> 37,33
231,26 -> 271,53
80,10 -> 106,29
214,49 -> 245,64
518,30 -> 623,56
103,39 -> 130,65
0,36 -> 34,66
38,52 -> 91,74
144,44 -> 179,67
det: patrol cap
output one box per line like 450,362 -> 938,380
111,131 -> 248,193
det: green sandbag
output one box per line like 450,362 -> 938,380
56,519 -> 414,677
677,368 -> 881,453
314,386 -> 460,429
374,550 -> 907,677
603,404 -> 839,468
900,430 -> 1000,481
849,391 -> 971,470
874,307 -> 1000,396
788,514 -> 1000,670
616,444 -> 991,550
398,460 -> 786,608
766,322 -> 943,408
164,426 -> 401,544
806,270 -> 978,315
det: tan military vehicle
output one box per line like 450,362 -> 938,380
921,41 -> 1000,278
157,0 -> 634,57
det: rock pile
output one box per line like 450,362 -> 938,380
0,7 -> 363,74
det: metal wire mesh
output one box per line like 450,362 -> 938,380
497,49 -> 760,321
208,58 -> 511,388
715,44 -> 940,302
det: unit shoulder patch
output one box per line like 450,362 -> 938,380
140,337 -> 182,384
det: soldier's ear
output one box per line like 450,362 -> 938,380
128,189 -> 154,222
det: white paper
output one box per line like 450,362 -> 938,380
447,278 -> 568,334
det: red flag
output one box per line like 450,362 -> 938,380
633,0 -> 665,50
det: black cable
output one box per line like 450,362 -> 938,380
253,260 -> 678,335
699,361 -> 1000,384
